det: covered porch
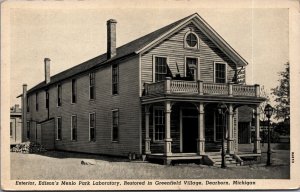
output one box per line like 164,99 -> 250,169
141,79 -> 265,165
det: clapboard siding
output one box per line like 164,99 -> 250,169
141,23 -> 238,89
27,56 -> 140,156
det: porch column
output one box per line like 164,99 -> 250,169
254,106 -> 261,154
227,104 -> 235,154
164,101 -> 172,156
197,103 -> 205,155
144,105 -> 151,154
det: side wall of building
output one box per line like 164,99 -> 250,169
26,56 -> 141,156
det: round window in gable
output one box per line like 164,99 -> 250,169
186,33 -> 198,47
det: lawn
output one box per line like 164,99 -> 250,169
11,144 -> 290,180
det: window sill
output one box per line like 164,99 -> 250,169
56,139 -> 61,141
111,140 -> 119,143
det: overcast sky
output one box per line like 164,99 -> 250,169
8,1 -> 289,106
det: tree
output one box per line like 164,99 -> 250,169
271,62 -> 290,121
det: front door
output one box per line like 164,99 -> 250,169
182,112 -> 198,153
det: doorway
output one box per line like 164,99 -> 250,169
182,108 -> 198,153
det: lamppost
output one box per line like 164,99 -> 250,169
217,103 -> 228,168
264,104 -> 273,166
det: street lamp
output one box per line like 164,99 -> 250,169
264,104 -> 274,166
217,103 -> 228,168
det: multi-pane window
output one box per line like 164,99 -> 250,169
186,58 -> 197,80
154,108 -> 165,141
35,92 -> 39,111
112,110 -> 119,141
186,33 -> 198,47
26,97 -> 30,112
57,84 -> 62,106
215,63 -> 226,83
89,113 -> 96,141
112,64 -> 119,95
26,121 -> 30,139
215,113 -> 227,141
89,73 -> 95,100
46,91 -> 49,109
71,115 -> 77,141
56,117 -> 62,140
155,57 -> 168,82
71,79 -> 77,103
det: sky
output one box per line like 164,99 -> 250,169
8,1 -> 289,106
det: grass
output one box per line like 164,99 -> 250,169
11,144 -> 290,180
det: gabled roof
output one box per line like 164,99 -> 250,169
27,13 -> 247,94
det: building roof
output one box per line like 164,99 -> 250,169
26,13 -> 248,95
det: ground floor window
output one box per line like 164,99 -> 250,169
27,121 -> 30,139
71,115 -> 77,141
56,117 -> 62,140
89,113 -> 96,141
10,122 -> 13,137
153,107 -> 165,141
215,112 -> 227,141
112,110 -> 119,142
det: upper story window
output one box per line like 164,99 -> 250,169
89,73 -> 95,100
46,91 -> 49,109
112,64 -> 119,95
35,92 -> 39,111
26,97 -> 30,112
57,84 -> 62,106
214,62 -> 227,83
184,31 -> 199,49
71,79 -> 77,103
186,57 -> 198,81
154,56 -> 168,82
112,109 -> 119,142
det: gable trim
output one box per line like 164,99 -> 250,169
136,14 -> 248,67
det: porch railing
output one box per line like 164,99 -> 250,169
144,77 -> 260,97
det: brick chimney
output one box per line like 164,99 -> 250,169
44,58 -> 51,84
107,19 -> 117,59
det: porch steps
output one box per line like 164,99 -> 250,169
205,142 -> 227,152
206,153 -> 241,167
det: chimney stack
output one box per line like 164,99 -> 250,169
107,19 -> 117,59
44,58 -> 51,84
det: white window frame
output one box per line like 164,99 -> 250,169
152,106 -> 165,142
89,112 -> 96,141
111,109 -> 119,142
213,62 -> 227,83
56,117 -> 62,140
152,55 -> 169,83
184,31 -> 200,50
89,73 -> 96,100
71,79 -> 77,104
184,56 -> 200,80
71,115 -> 77,141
